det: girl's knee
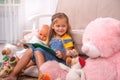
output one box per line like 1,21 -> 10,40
24,49 -> 32,56
26,48 -> 32,53
34,50 -> 43,56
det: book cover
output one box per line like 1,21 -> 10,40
23,43 -> 56,56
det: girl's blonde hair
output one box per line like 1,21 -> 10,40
47,13 -> 73,45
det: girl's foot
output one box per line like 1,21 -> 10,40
2,76 -> 17,80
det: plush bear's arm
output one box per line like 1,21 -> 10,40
76,69 -> 85,80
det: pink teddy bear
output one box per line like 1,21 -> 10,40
81,17 -> 120,80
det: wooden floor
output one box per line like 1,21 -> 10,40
18,75 -> 37,80
0,71 -> 38,80
0,76 -> 38,80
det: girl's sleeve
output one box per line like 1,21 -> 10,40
62,34 -> 74,49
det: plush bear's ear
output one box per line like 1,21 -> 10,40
66,57 -> 72,67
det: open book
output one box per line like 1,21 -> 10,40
23,43 -> 56,56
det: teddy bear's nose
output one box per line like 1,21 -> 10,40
81,44 -> 89,54
81,43 -> 100,58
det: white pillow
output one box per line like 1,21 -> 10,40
22,66 -> 39,77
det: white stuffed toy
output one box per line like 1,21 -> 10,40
65,56 -> 85,80
81,17 -> 120,80
1,44 -> 17,57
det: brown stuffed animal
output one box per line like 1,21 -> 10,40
66,49 -> 79,58
0,65 -> 12,77
2,48 -> 11,55
1,44 -> 17,57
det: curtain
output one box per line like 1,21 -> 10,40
0,0 -> 25,44
0,0 -> 58,44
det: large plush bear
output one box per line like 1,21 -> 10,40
81,17 -> 120,80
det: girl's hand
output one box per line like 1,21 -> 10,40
55,50 -> 68,60
55,50 -> 63,59
17,39 -> 26,47
17,42 -> 22,47
21,39 -> 26,42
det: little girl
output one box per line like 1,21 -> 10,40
2,13 -> 76,80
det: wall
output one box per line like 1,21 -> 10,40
56,0 -> 120,53
56,0 -> 120,29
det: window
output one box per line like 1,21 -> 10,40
0,0 -> 21,4
0,0 -> 21,7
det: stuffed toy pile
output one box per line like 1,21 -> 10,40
81,17 -> 120,80
0,44 -> 17,77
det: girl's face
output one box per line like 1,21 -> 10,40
52,18 -> 68,37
